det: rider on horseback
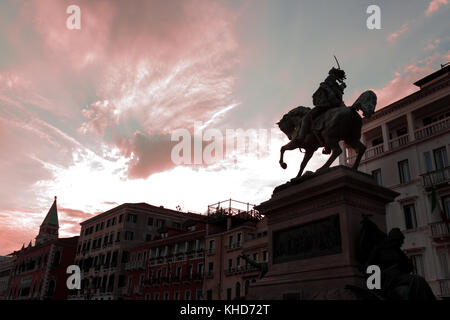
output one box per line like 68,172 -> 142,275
296,66 -> 347,153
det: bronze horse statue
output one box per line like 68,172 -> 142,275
277,90 -> 377,177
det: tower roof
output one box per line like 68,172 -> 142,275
41,196 -> 59,227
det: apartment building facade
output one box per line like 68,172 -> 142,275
203,200 -> 268,300
0,256 -> 16,299
124,217 -> 206,300
340,64 -> 450,299
71,202 -> 202,300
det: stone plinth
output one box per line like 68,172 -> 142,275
249,166 -> 399,300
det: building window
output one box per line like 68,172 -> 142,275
198,263 -> 204,275
403,204 -> 418,230
127,214 -> 137,223
440,252 -> 450,278
174,291 -> 180,300
262,251 -> 268,262
235,282 -> 241,298
196,289 -> 202,300
410,255 -> 425,277
227,259 -> 233,272
208,262 -> 214,275
424,152 -> 433,173
245,280 -> 250,296
156,219 -> 164,228
434,147 -> 449,170
228,235 -> 233,248
119,215 -> 123,223
209,240 -> 215,253
443,196 -> 450,220
47,279 -> 56,297
112,217 -> 116,226
226,288 -> 232,300
164,292 -> 170,300
206,290 -> 212,300
154,293 -> 160,300
185,290 -> 191,300
236,233 -> 242,247
172,222 -> 181,229
398,160 -> 411,184
372,169 -> 382,186
148,217 -> 154,226
124,231 -> 134,241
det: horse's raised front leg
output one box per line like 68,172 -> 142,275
348,140 -> 366,169
297,148 -> 314,177
279,140 -> 298,169
317,140 -> 342,172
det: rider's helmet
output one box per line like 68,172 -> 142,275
329,67 -> 346,81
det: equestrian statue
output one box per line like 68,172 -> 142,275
278,57 -> 377,178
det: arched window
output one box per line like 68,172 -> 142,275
245,280 -> 250,296
235,281 -> 241,298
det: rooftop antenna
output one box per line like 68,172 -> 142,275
334,55 -> 341,69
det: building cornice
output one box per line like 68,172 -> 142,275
363,78 -> 450,124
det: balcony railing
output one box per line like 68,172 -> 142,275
438,279 -> 450,297
388,134 -> 409,150
422,167 -> 450,188
365,144 -> 384,159
415,117 -> 450,140
430,221 -> 450,238
346,117 -> 450,165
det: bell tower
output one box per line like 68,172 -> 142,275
35,196 -> 59,245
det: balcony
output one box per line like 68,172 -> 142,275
365,144 -> 385,160
415,117 -> 450,140
225,267 -> 235,276
430,221 -> 450,240
388,134 -> 409,150
437,279 -> 450,298
347,116 -> 450,165
422,167 -> 450,188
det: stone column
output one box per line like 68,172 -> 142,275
381,123 -> 390,152
406,112 -> 415,142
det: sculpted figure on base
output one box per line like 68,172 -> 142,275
347,216 -> 436,300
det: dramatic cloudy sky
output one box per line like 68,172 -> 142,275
0,0 -> 449,254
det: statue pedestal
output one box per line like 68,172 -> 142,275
249,166 -> 399,299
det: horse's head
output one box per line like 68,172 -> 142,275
352,90 -> 377,118
277,114 -> 295,140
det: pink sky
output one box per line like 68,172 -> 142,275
0,0 -> 449,255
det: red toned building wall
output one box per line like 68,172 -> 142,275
124,221 -> 206,300
8,237 -> 78,300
